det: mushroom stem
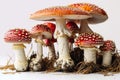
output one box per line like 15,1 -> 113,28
102,51 -> 112,66
35,36 -> 43,62
54,19 -> 71,38
36,42 -> 43,61
13,44 -> 28,71
47,43 -> 56,60
54,19 -> 71,59
79,19 -> 93,33
81,47 -> 100,63
54,19 -> 74,70
57,36 -> 70,59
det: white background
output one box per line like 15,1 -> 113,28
0,0 -> 120,80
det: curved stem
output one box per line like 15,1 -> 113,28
79,19 -> 93,33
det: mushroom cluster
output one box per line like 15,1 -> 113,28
3,2 -> 120,74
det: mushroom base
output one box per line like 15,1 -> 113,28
28,53 -> 43,71
75,62 -> 102,74
42,57 -> 57,72
70,47 -> 84,65
102,53 -> 120,72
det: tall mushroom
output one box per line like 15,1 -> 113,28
100,40 -> 116,66
30,6 -> 91,70
43,22 -> 56,60
68,3 -> 108,33
29,24 -> 52,71
4,28 -> 31,71
75,32 -> 103,63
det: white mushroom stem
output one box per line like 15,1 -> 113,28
13,44 -> 28,71
79,19 -> 93,33
54,19 -> 71,38
47,43 -> 56,60
54,19 -> 74,69
35,36 -> 43,62
102,51 -> 113,66
81,47 -> 101,63
57,36 -> 71,59
54,19 -> 71,59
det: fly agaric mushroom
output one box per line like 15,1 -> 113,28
75,32 -> 103,63
43,22 -> 56,60
4,28 -> 31,71
43,38 -> 56,60
30,6 -> 91,70
29,24 -> 52,71
68,3 -> 108,33
100,40 -> 116,66
66,21 -> 79,51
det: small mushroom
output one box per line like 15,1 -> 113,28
100,40 -> 116,66
30,24 -> 52,71
68,3 -> 108,33
43,22 -> 56,60
75,32 -> 103,63
43,38 -> 56,60
30,6 -> 91,70
66,21 -> 79,51
4,28 -> 31,71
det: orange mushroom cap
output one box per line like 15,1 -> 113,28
68,3 -> 108,24
30,6 -> 91,21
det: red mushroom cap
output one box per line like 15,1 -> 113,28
75,32 -> 103,47
66,21 -> 79,34
43,36 -> 57,46
4,28 -> 31,44
43,22 -> 56,34
100,40 -> 116,52
31,24 -> 52,39
68,3 -> 108,24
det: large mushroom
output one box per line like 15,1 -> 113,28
4,28 -> 31,71
43,22 -> 56,60
30,6 -> 91,70
75,32 -> 103,63
29,24 -> 52,71
100,40 -> 116,66
68,3 -> 108,33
